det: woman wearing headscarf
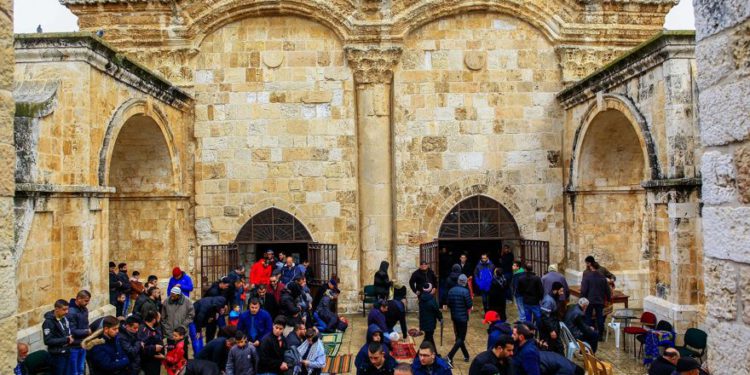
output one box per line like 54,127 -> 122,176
373,261 -> 392,300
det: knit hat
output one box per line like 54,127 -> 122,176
458,274 -> 468,286
483,311 -> 500,324
172,267 -> 182,278
229,310 -> 240,320
170,286 -> 182,295
548,264 -> 558,273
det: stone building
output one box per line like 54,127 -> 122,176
0,0 -> 737,366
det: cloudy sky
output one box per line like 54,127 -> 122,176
14,0 -> 696,33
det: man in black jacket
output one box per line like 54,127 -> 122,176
193,296 -> 227,345
257,317 -> 289,374
517,265 -> 544,324
43,299 -> 73,375
255,283 -> 278,317
109,262 -> 120,306
357,342 -> 398,375
117,263 -> 132,316
67,290 -> 91,375
409,261 -> 438,297
195,336 -> 236,372
564,298 -> 599,353
469,334 -> 514,375
138,311 -> 165,375
279,283 -> 302,329
648,348 -> 679,375
581,263 -> 611,338
86,316 -> 131,375
119,316 -> 142,375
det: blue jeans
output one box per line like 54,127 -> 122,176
514,296 -> 525,320
50,353 -> 71,375
121,297 -> 130,317
524,305 -> 541,324
189,322 -> 202,355
69,348 -> 85,375
584,303 -> 605,336
480,290 -> 490,311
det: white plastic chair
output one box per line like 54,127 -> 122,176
559,322 -> 593,361
605,315 -> 621,348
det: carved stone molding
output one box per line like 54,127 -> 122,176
344,46 -> 403,85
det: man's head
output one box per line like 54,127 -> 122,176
394,363 -> 413,375
117,292 -> 126,303
458,274 -> 468,287
548,264 -> 558,273
305,327 -> 318,343
118,263 -> 127,273
124,316 -> 140,334
249,298 -> 260,314
148,286 -> 161,300
53,299 -> 69,318
376,300 -> 388,313
143,311 -> 158,325
17,342 -> 29,362
109,261 -> 116,272
219,277 -> 230,289
419,261 -> 429,271
294,323 -> 306,338
278,252 -> 285,262
102,316 -> 120,339
265,249 -> 274,261
75,290 -> 91,308
236,331 -> 247,348
147,275 -> 158,287
578,297 -> 589,312
173,326 -> 186,341
257,284 -> 267,296
676,358 -> 702,375
502,245 -> 511,254
459,254 -> 467,263
269,275 -> 278,286
302,259 -> 310,267
170,286 -> 182,301
235,265 -> 245,274
367,342 -> 386,368
491,334 -> 515,359
286,256 -> 294,267
584,256 -> 595,268
272,317 -> 286,337
663,348 -> 680,365
513,324 -> 533,346
512,260 -> 524,271
480,253 -> 489,263
551,282 -> 564,297
417,341 -> 436,366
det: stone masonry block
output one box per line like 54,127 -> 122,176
735,147 -> 750,204
705,320 -> 750,375
740,263 -> 750,325
695,31 -> 734,90
703,257 -> 738,321
693,0 -> 750,41
700,78 -> 750,146
701,151 -> 736,205
703,206 -> 750,263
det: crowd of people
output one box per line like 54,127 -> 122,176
16,246 -> 709,375
18,250 -> 345,375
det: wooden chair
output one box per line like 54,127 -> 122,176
578,339 -> 596,374
594,358 -> 614,375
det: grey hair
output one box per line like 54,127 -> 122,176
578,297 -> 589,307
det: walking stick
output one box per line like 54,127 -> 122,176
440,319 -> 444,346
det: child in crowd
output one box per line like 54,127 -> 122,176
163,326 -> 187,375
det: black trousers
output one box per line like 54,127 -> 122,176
142,360 -> 162,375
447,320 -> 469,360
423,330 -> 436,352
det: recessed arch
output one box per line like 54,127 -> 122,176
438,195 -> 520,240
568,94 -> 659,191
235,207 -> 313,243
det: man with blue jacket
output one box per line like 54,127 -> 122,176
511,324 -> 540,375
411,341 -> 452,375
446,274 -> 473,366
67,290 -> 91,375
85,316 -> 131,375
237,298 -> 272,348
473,254 -> 495,312
168,267 -> 195,298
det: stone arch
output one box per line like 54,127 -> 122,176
239,199 -> 317,240
437,195 -> 520,239
422,175 -> 534,241
235,207 -> 314,243
187,0 -> 352,48
391,1 -> 567,43
568,94 -> 659,191
99,98 -> 180,190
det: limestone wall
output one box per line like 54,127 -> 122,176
392,13 -> 564,283
0,0 -> 18,371
12,37 -> 192,331
693,1 -> 750,372
191,17 -> 360,307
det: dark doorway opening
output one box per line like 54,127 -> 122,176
436,239 -> 519,279
237,242 -> 309,271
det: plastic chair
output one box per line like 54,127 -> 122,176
677,328 -> 708,363
623,312 -> 656,355
605,315 -> 621,348
581,346 -> 597,375
594,358 -> 614,375
559,322 -> 592,361
361,285 -> 378,317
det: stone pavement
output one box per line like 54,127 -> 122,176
339,297 -> 648,374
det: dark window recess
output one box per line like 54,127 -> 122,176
235,208 -> 313,243
200,243 -> 239,294
438,195 -> 519,239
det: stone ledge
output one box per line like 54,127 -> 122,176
15,183 -> 116,194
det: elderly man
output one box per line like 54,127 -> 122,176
162,286 -> 195,359
564,297 -> 599,353
648,348 -> 680,375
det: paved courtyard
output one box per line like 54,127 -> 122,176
339,297 -> 647,374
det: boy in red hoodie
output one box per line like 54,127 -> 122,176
163,326 -> 187,375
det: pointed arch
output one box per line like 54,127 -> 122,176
438,195 -> 520,240
235,207 -> 314,243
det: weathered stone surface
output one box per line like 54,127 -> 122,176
703,257 -> 738,321
699,78 -> 750,146
705,319 -> 750,375
693,0 -> 750,41
740,263 -> 750,325
702,151 -> 737,205
735,147 -> 750,204
703,207 -> 750,263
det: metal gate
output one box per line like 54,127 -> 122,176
307,243 -> 338,286
200,243 -> 239,294
419,241 -> 440,277
520,239 -> 549,275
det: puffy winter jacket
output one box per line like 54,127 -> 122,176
194,296 -> 226,330
118,327 -> 142,375
447,285 -> 473,323
418,292 -> 442,332
67,299 -> 90,347
474,260 -> 496,292
87,335 -> 131,375
167,273 -> 195,298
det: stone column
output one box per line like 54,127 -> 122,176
0,0 -> 17,372
694,1 -> 750,373
345,46 -> 402,284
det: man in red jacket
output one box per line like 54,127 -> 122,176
250,250 -> 274,288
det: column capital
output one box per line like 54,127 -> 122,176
344,45 -> 403,85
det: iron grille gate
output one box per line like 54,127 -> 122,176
200,243 -> 239,294
520,239 -> 550,275
307,243 -> 338,286
419,241 -> 440,277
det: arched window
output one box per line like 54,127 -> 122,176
438,195 -> 519,239
235,208 -> 313,243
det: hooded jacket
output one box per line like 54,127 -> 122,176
355,324 -> 392,370
316,291 -> 339,332
86,333 -> 131,375
279,284 -> 302,326
373,261 -> 391,298
194,296 -> 226,330
418,292 -> 442,332
447,284 -> 473,323
167,273 -> 195,298
161,295 -> 195,337
42,310 -> 72,355
445,264 -> 462,292
367,307 -> 388,334
474,260 -> 496,292
250,259 -> 273,286
67,299 -> 90,347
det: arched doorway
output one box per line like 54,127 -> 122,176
421,195 -> 548,281
108,114 -> 176,273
